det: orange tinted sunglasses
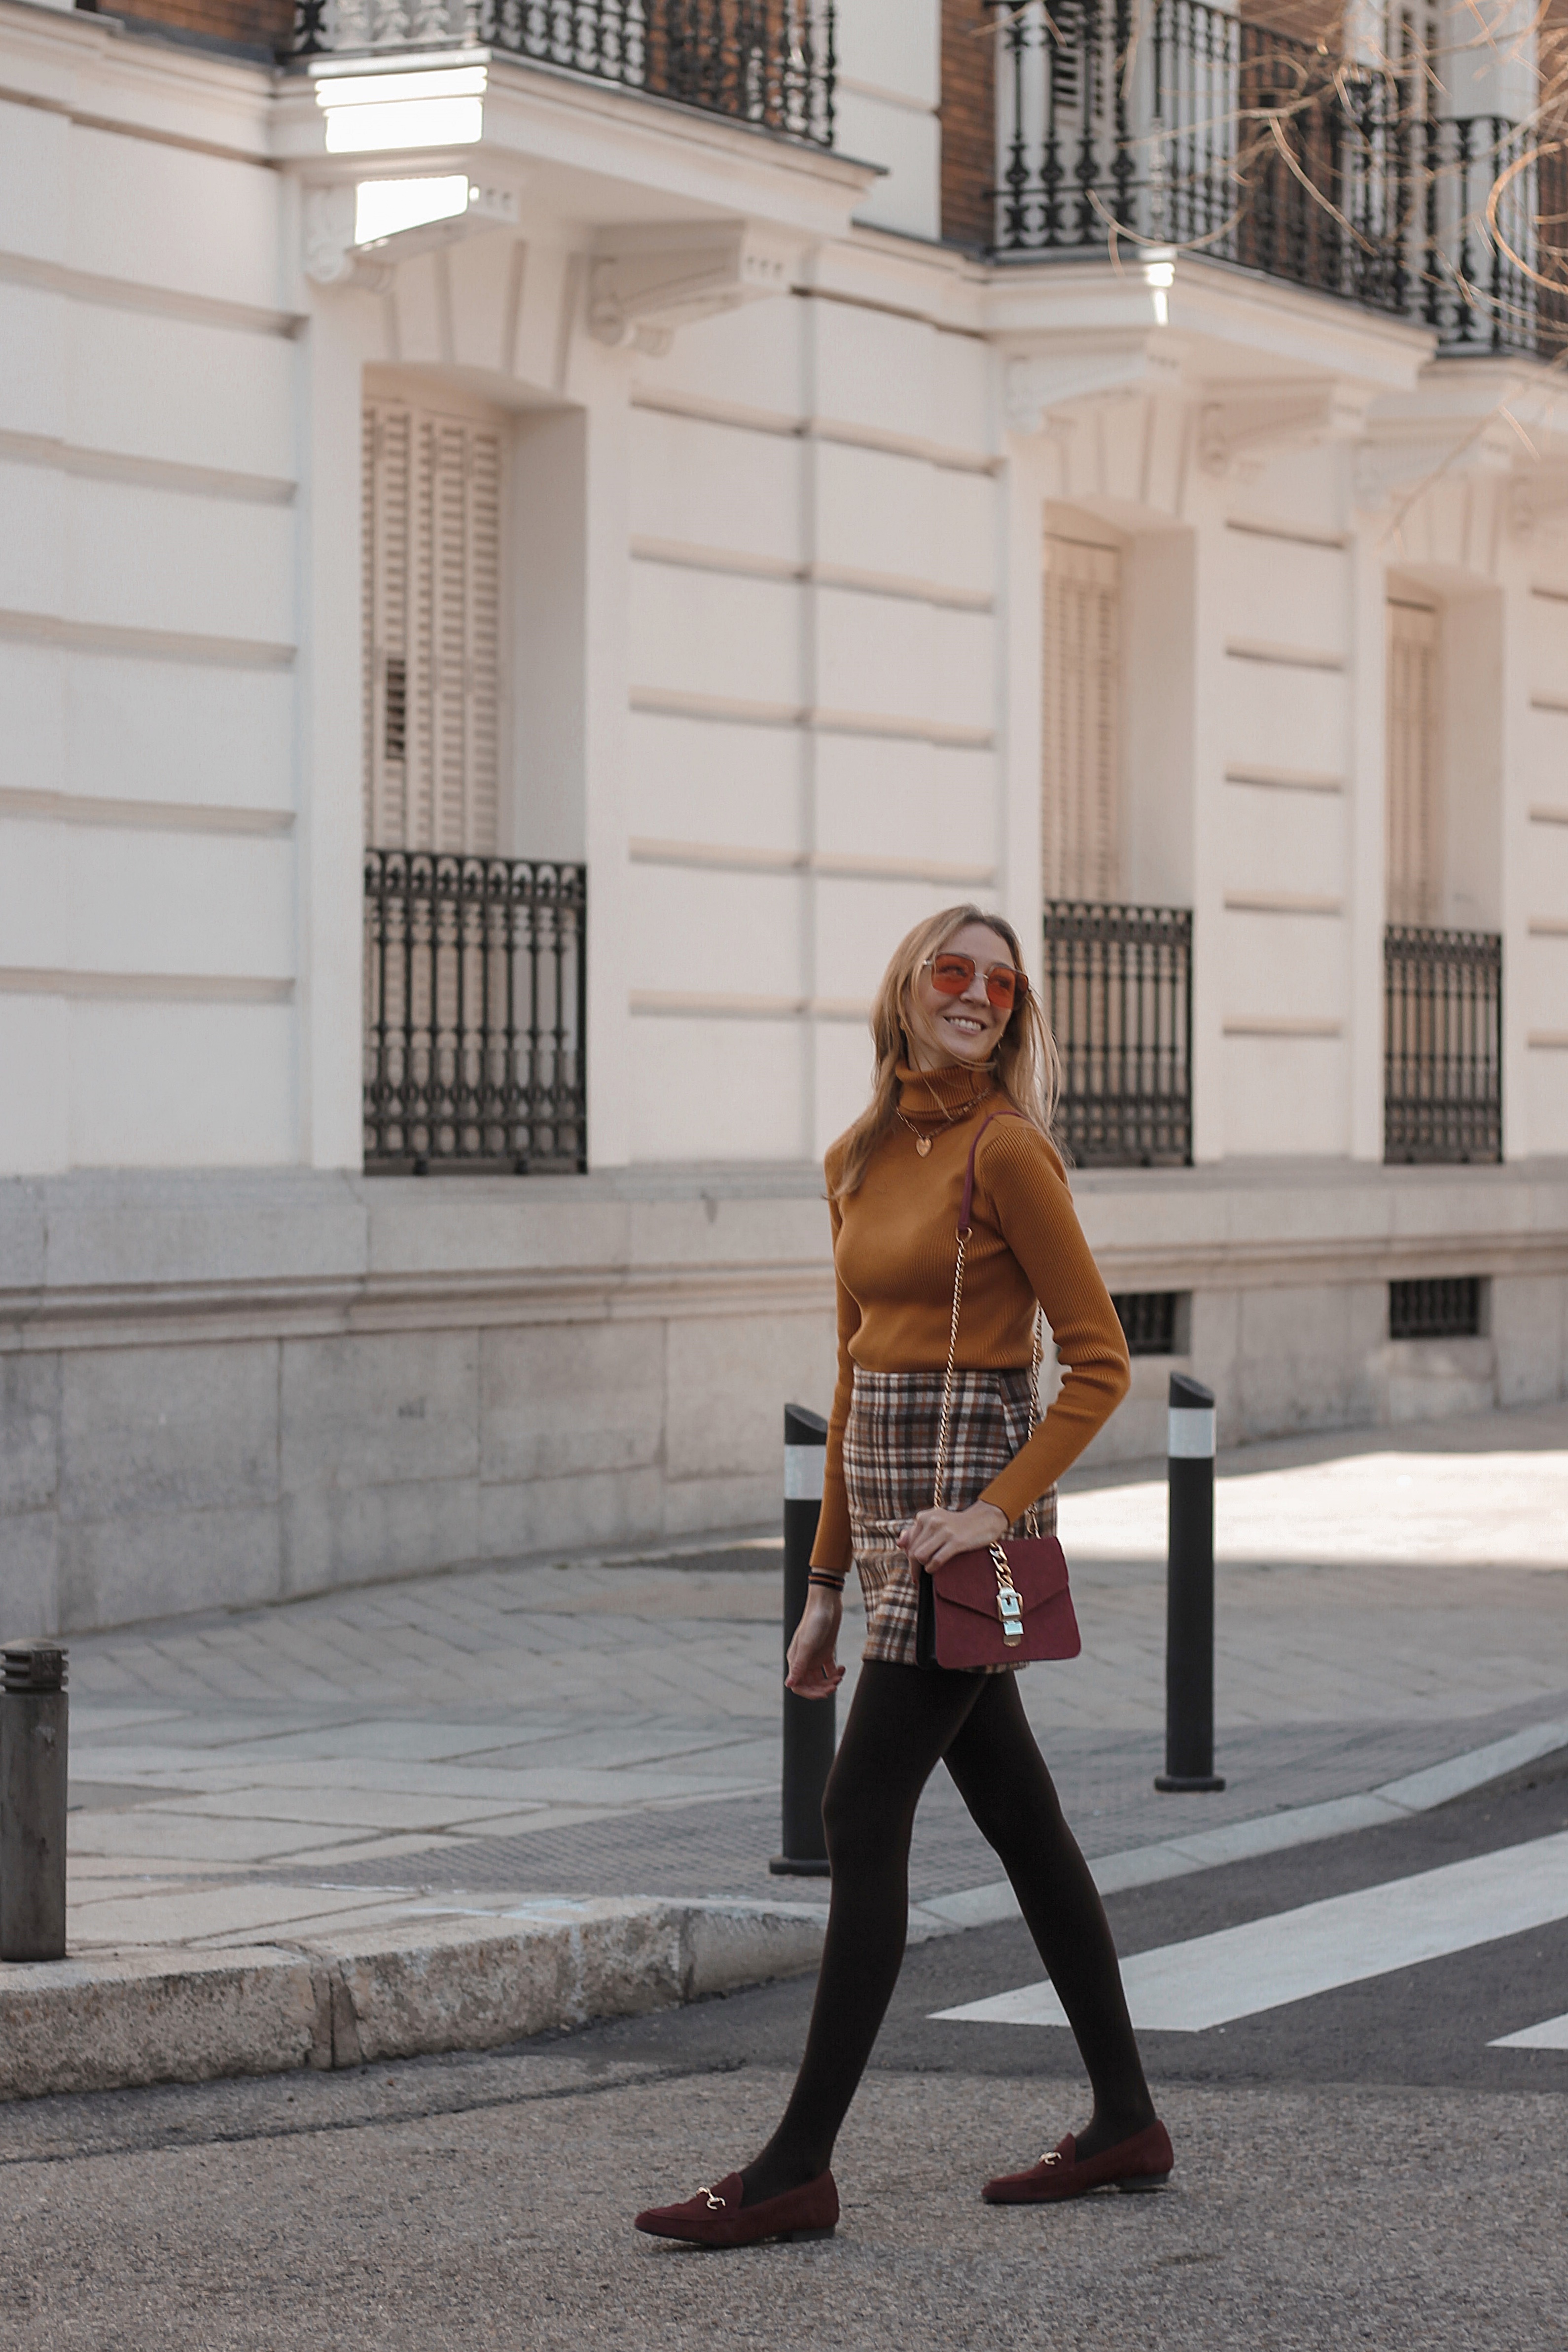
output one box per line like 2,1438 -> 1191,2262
924,952 -> 1029,1012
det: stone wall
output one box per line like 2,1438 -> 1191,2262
5,1159 -> 1566,1638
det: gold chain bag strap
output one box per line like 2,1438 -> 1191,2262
915,1111 -> 1082,1672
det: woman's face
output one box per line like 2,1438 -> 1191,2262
904,921 -> 1017,1070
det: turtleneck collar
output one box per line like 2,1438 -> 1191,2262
896,1061 -> 998,1120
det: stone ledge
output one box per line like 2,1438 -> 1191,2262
6,1159 -> 1568,1355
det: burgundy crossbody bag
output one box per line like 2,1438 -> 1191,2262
914,1110 -> 1082,1672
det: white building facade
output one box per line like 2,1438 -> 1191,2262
2,0 -> 1567,1635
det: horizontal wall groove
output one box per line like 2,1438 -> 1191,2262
1531,695 -> 1568,714
0,787 -> 294,837
1528,1031 -> 1568,1048
1224,764 -> 1345,794
0,75 -> 275,169
0,248 -> 300,338
0,428 -> 295,506
1224,891 -> 1345,917
1225,638 -> 1347,673
628,537 -> 993,611
792,284 -> 988,345
630,990 -> 871,1023
628,387 -> 999,475
1225,515 -> 1349,550
629,686 -> 994,748
0,968 -> 294,1004
1223,1016 -> 1344,1037
0,609 -> 295,670
628,838 -> 994,885
1528,917 -> 1568,936
1530,804 -> 1568,826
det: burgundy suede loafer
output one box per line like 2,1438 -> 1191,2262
982,2121 -> 1173,2204
634,2170 -> 839,2248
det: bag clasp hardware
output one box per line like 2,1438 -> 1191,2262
990,1544 -> 1025,1646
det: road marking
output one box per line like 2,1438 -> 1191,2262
931,1830 -> 1568,2033
1490,2011 -> 1568,2050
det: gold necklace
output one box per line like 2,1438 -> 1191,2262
896,1078 -> 994,1157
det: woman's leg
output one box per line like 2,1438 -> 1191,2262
944,1674 -> 1157,2159
741,1659 -> 986,2206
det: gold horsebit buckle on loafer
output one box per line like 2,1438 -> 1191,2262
700,2187 -> 727,2210
1037,2151 -> 1062,2168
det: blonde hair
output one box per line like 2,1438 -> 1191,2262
833,904 -> 1061,1197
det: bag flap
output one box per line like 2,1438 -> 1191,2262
930,1537 -> 1070,1621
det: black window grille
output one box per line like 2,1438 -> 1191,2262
1384,925 -> 1501,1164
983,0 -> 1567,360
363,850 -> 586,1174
1112,1291 -> 1181,1356
1042,902 -> 1192,1167
292,0 -> 837,149
1389,1276 -> 1483,1340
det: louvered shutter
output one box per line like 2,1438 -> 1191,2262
1386,596 -> 1442,926
1043,533 -> 1120,901
363,394 -> 503,854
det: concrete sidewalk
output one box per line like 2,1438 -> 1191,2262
3,1400 -> 1566,2099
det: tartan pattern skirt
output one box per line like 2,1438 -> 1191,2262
843,1365 -> 1059,1671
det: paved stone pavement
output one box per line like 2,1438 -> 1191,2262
54,1399 -> 1568,1958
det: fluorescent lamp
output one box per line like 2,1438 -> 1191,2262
316,66 -> 487,155
355,175 -> 471,245
325,98 -> 482,152
315,67 -> 488,107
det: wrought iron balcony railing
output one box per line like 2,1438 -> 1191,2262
364,849 -> 587,1174
987,0 -> 1567,358
1042,901 -> 1193,1168
1384,924 -> 1501,1165
294,0 -> 837,148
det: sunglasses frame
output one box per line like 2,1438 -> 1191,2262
922,952 -> 1030,1012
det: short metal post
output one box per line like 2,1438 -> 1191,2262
1,1643 -> 69,1961
1154,1375 -> 1225,1794
770,1404 -> 835,1877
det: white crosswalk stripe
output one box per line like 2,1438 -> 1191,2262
932,1831 -> 1568,2034
1490,2011 -> 1568,2049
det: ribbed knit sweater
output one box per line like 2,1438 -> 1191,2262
810,1063 -> 1132,1574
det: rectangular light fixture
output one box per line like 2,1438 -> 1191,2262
317,66 -> 486,155
354,175 -> 472,246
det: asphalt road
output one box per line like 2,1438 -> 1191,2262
2,1761 -> 1565,2351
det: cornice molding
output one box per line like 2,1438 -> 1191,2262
588,220 -> 799,354
1200,378 -> 1369,475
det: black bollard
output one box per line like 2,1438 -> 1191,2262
1,1643 -> 69,1960
1154,1374 -> 1225,1794
769,1403 -> 835,1877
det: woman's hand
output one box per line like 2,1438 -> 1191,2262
785,1589 -> 845,1699
898,1499 -> 1009,1572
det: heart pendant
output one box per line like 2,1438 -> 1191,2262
916,1136 -> 932,1157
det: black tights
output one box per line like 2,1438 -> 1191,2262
742,1661 -> 1155,2205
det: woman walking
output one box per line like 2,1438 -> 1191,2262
635,906 -> 1172,2248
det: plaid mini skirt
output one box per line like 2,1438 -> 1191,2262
843,1365 -> 1058,1671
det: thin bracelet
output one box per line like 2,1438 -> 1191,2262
807,1570 -> 846,1592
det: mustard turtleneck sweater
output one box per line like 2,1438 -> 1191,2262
810,1063 -> 1131,1574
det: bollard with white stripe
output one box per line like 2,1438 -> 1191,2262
1154,1373 -> 1226,1794
770,1403 -> 835,1876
